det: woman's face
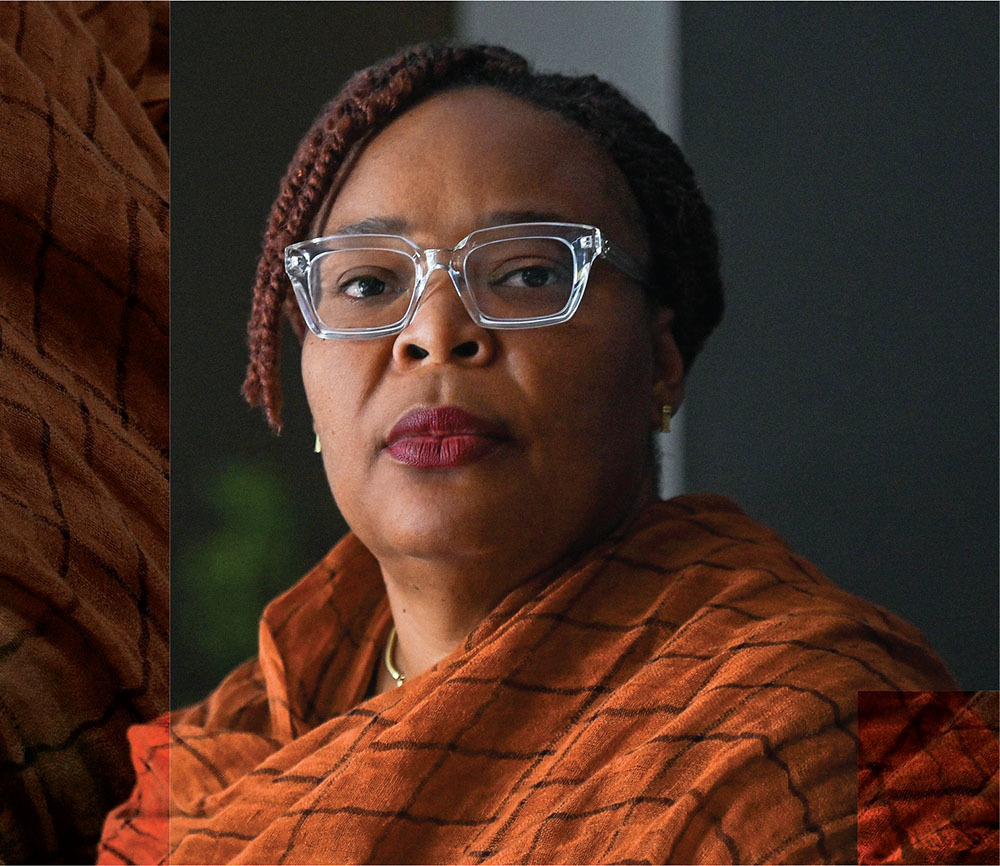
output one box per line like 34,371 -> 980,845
303,87 -> 683,578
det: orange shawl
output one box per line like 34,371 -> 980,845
0,3 -> 168,863
102,495 -> 955,864
858,690 -> 999,864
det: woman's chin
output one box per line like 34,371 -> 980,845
344,478 -> 553,567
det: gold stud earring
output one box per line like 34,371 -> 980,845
314,434 -> 322,454
661,404 -> 672,433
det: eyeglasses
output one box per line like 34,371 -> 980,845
284,222 -> 646,340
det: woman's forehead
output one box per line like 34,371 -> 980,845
320,88 -> 645,251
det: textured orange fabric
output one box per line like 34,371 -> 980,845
858,690 -> 999,864
104,495 -> 955,865
0,2 -> 168,863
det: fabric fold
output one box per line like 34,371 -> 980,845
0,2 -> 168,863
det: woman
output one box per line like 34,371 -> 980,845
101,44 -> 957,864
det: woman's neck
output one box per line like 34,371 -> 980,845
369,478 -> 657,696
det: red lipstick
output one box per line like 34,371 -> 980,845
384,407 -> 508,469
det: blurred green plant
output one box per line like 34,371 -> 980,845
172,457 -> 305,708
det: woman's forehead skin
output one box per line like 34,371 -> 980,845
322,87 -> 646,258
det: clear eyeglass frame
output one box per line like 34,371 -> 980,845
283,221 -> 648,340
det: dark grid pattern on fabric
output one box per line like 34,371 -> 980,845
858,690 -> 999,865
101,496 -> 956,865
0,2 -> 168,863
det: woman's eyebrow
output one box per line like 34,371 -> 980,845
330,211 -> 571,238
329,216 -> 411,235
485,209 -> 568,226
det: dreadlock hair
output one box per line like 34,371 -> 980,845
243,43 -> 724,432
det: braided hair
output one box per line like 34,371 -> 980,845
243,43 -> 724,432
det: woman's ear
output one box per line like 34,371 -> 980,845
650,306 -> 685,428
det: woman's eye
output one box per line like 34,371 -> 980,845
340,275 -> 389,298
495,265 -> 562,289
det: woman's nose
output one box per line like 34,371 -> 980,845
392,272 -> 496,367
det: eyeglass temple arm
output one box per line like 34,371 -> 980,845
600,239 -> 650,288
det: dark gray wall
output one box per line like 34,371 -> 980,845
681,3 -> 998,688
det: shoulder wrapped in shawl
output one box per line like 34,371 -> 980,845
0,3 -> 168,864
103,496 -> 957,864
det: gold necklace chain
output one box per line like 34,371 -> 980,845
383,625 -> 405,687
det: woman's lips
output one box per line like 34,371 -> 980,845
383,407 -> 509,469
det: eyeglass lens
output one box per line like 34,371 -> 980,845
311,237 -> 577,329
